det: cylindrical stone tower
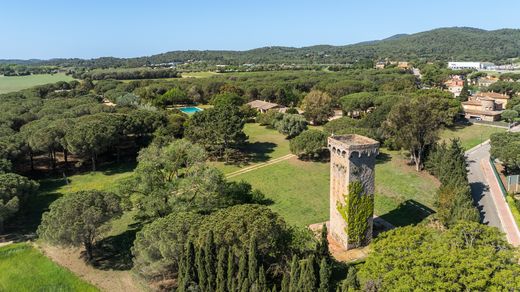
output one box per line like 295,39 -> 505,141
328,134 -> 379,250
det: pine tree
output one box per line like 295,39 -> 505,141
237,249 -> 248,291
216,247 -> 227,292
258,265 -> 267,292
289,255 -> 299,292
318,257 -> 331,292
196,246 -> 207,291
205,231 -> 217,291
317,223 -> 330,260
281,273 -> 289,292
227,247 -> 235,292
248,236 -> 258,285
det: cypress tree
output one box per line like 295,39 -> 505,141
185,240 -> 196,282
237,249 -> 248,291
205,230 -> 217,291
317,223 -> 330,260
272,284 -> 278,292
280,272 -> 289,292
248,236 -> 258,285
241,278 -> 250,292
196,246 -> 207,291
299,256 -> 316,292
177,247 -> 187,292
344,266 -> 359,290
318,257 -> 331,292
216,247 -> 227,292
258,265 -> 267,292
227,247 -> 235,292
289,255 -> 299,292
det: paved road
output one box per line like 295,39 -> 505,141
467,142 -> 503,230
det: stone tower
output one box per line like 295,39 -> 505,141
328,134 -> 379,249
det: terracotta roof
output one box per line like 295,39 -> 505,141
474,92 -> 510,99
246,100 -> 280,110
462,101 -> 482,106
462,108 -> 501,116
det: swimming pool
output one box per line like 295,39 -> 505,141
179,107 -> 203,114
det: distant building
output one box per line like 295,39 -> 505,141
246,100 -> 281,113
476,76 -> 498,87
448,62 -> 495,70
445,75 -> 465,97
397,62 -> 411,69
375,62 -> 386,69
461,92 -> 510,121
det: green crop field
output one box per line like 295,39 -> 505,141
0,73 -> 75,94
0,243 -> 98,291
440,124 -> 506,150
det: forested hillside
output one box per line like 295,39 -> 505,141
4,27 -> 520,68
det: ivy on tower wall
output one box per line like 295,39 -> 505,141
337,181 -> 374,247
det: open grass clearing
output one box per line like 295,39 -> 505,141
0,73 -> 75,94
0,243 -> 99,291
229,148 -> 439,227
211,123 -> 291,174
440,123 -> 506,150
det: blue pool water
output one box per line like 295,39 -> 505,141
179,107 -> 203,114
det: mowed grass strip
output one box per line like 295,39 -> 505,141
0,243 -> 99,291
0,73 -> 75,94
440,124 -> 506,150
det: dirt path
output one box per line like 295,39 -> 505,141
38,244 -> 145,292
226,154 -> 296,178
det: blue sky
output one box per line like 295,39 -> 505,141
2,0 -> 520,59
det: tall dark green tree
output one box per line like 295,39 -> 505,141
227,247 -> 235,292
196,246 -> 207,291
248,236 -> 259,285
216,247 -> 227,292
205,231 -> 217,291
289,255 -> 300,292
237,249 -> 248,291
318,257 -> 331,292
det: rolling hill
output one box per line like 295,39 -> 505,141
3,27 -> 520,67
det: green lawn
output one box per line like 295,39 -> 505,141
230,148 -> 439,227
211,123 -> 291,174
0,73 -> 75,94
440,124 -> 506,150
0,243 -> 98,291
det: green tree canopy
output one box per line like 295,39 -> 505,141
289,129 -> 327,160
37,190 -> 122,262
301,90 -> 334,125
358,222 -> 520,291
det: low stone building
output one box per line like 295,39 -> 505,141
461,92 -> 510,121
246,100 -> 281,113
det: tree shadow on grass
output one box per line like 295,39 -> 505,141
224,142 -> 277,166
375,152 -> 391,164
379,199 -> 435,227
89,226 -> 141,271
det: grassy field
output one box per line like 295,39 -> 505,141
230,148 -> 439,227
0,243 -> 98,291
181,71 -> 219,78
0,73 -> 75,94
440,124 -> 506,150
211,123 -> 291,174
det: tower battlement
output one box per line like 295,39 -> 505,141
328,134 -> 379,250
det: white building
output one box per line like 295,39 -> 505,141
448,62 -> 495,70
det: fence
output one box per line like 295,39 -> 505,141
489,158 -> 507,197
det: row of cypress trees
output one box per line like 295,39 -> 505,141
426,139 -> 480,225
176,225 -> 335,292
